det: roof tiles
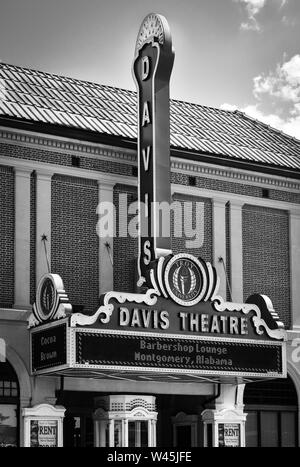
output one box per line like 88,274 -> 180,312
0,62 -> 299,170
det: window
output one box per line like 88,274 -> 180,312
245,409 -> 297,447
188,176 -> 196,187
71,156 -> 80,167
262,188 -> 269,198
244,377 -> 298,447
0,361 -> 20,447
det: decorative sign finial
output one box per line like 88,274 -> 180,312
133,13 -> 175,287
135,13 -> 167,54
28,273 -> 72,328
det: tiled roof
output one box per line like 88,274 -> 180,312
0,62 -> 300,170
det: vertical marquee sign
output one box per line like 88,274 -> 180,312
133,14 -> 175,286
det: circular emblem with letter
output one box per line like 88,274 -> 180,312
164,254 -> 207,306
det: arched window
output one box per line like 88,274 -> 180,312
0,361 -> 20,447
244,376 -> 298,447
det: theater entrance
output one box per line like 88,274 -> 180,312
62,391 -> 210,447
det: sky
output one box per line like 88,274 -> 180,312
0,0 -> 300,139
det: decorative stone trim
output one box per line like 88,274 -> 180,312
0,155 -> 137,187
172,158 -> 300,193
0,127 -> 136,165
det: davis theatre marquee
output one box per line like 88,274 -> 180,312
29,255 -> 286,383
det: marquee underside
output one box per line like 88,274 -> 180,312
37,367 -> 282,385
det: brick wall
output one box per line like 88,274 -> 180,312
113,189 -> 213,292
0,165 -> 14,307
51,175 -> 99,314
171,193 -> 213,263
242,204 -> 291,328
113,184 -> 138,292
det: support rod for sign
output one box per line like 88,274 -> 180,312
105,241 -> 113,266
41,234 -> 51,273
218,256 -> 232,301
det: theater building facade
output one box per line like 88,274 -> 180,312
0,14 -> 300,448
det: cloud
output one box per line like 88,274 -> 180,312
220,54 -> 300,140
220,103 -> 238,111
253,54 -> 300,103
234,0 -> 288,31
234,0 -> 266,31
281,15 -> 297,27
238,0 -> 266,16
282,54 -> 300,82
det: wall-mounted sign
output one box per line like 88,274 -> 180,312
30,254 -> 286,380
74,330 -> 283,377
30,420 -> 58,447
23,404 -> 65,448
218,423 -> 240,448
133,13 -> 174,286
28,274 -> 72,328
31,322 -> 67,372
71,268 -> 285,342
83,295 -> 273,340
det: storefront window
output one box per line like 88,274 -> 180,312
260,412 -> 278,447
244,376 -> 298,447
0,361 -> 19,447
281,411 -> 297,447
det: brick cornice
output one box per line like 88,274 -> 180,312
1,126 -> 300,193
0,126 -> 136,165
172,158 -> 300,193
0,155 -> 137,187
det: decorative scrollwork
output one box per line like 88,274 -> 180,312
213,295 -> 286,341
